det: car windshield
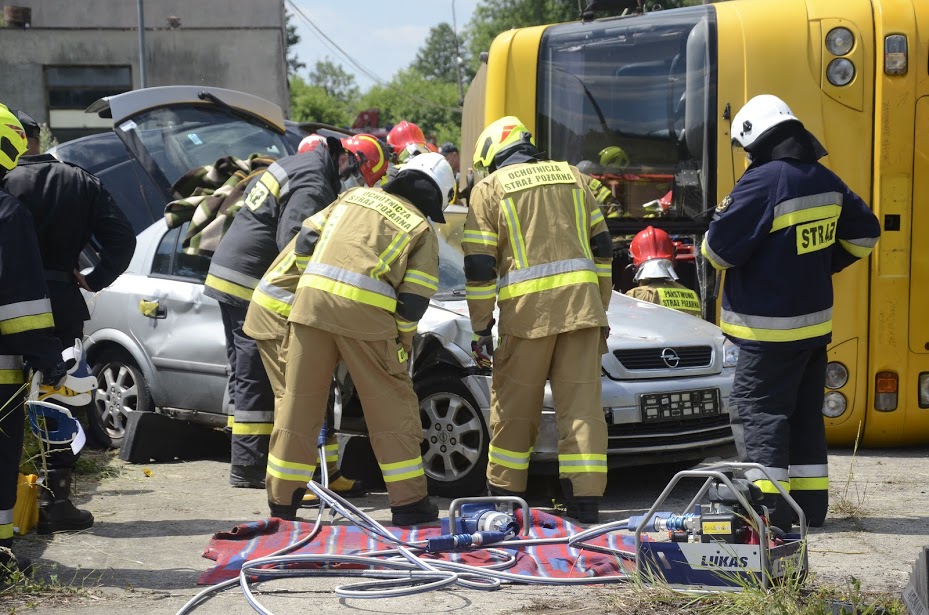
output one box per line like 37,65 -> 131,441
435,234 -> 467,300
121,105 -> 291,187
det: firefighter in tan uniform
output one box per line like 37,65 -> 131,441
243,136 -> 389,503
464,117 -> 614,524
266,153 -> 456,526
625,226 -> 702,318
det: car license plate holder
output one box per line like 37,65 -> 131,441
640,389 -> 720,423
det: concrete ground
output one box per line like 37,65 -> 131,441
6,444 -> 925,614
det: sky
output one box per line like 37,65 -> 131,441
287,0 -> 479,92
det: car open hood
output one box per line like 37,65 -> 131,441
86,85 -> 286,133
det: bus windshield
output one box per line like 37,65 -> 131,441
537,6 -> 717,223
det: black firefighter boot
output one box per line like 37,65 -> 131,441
0,538 -> 32,585
37,468 -> 94,534
560,479 -> 600,524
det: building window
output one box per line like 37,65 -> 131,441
45,66 -> 132,142
46,66 -> 132,110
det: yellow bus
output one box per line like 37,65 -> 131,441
465,0 -> 928,447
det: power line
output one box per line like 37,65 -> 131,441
285,0 -> 462,114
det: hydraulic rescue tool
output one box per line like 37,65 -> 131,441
632,462 -> 807,590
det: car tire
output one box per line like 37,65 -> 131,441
89,351 -> 153,449
416,372 -> 489,498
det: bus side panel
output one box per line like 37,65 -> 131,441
902,97 -> 929,438
863,0 -> 919,446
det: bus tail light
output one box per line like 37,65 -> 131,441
884,35 -> 908,75
919,373 -> 929,409
875,371 -> 898,411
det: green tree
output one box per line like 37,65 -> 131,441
358,69 -> 461,145
309,58 -> 360,105
411,22 -> 473,87
289,75 -> 351,127
285,11 -> 305,78
465,0 -> 579,74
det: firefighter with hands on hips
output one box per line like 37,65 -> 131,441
266,152 -> 455,526
206,133 -> 386,491
243,134 -> 388,504
702,94 -> 881,529
1,106 -> 135,535
0,106 -> 95,579
463,116 -> 614,524
626,226 -> 702,317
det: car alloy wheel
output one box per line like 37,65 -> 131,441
416,373 -> 488,497
90,352 -> 153,448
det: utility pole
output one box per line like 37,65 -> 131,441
137,0 -> 147,88
451,0 -> 464,106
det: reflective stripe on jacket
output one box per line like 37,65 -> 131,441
463,161 -> 610,338
701,159 -> 880,350
204,147 -> 339,308
0,190 -> 61,369
288,187 -> 439,341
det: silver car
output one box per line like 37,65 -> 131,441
64,86 -> 735,497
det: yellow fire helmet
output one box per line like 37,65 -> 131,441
0,103 -> 27,172
598,145 -> 629,169
473,116 -> 533,174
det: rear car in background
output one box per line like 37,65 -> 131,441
55,86 -> 735,496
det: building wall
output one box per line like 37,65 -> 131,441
0,0 -> 288,137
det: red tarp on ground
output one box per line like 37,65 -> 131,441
199,509 -> 638,585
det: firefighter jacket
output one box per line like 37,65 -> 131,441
701,158 -> 880,351
463,161 -> 612,339
0,189 -> 61,382
287,187 -> 439,349
0,155 -> 135,327
242,236 -> 299,342
204,147 -> 340,308
627,279 -> 702,317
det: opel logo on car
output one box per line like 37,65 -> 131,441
661,348 -> 681,368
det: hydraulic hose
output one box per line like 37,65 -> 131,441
178,425 -> 650,614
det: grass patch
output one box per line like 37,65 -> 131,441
600,573 -> 904,615
1,562 -> 99,615
831,422 -> 868,520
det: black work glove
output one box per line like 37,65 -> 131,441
38,359 -> 75,388
471,319 -> 495,370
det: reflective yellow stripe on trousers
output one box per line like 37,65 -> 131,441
267,452 -> 316,483
558,453 -> 608,474
0,354 -> 24,385
379,456 -> 425,482
489,445 -> 530,470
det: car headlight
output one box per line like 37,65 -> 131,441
722,340 -> 739,368
824,362 -> 849,389
919,373 -> 929,409
822,391 -> 848,418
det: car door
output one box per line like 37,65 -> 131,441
130,222 -> 228,414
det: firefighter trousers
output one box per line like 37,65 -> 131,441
728,345 -> 829,527
268,324 -> 426,508
220,303 -> 275,468
255,336 -> 341,475
0,382 -> 26,541
487,327 -> 608,498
